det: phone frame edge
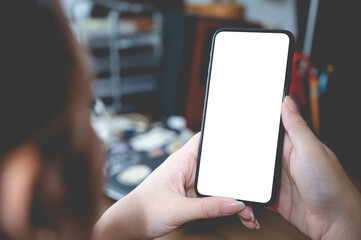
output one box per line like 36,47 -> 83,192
194,28 -> 296,207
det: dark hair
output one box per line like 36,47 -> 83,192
0,0 -> 71,156
0,0 -> 99,238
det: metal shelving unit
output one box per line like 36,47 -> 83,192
71,0 -> 163,112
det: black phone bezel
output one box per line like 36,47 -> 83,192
194,28 -> 295,207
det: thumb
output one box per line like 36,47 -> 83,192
282,96 -> 319,150
176,197 -> 245,223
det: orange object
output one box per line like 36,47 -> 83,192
309,75 -> 320,136
185,3 -> 245,19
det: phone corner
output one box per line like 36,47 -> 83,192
283,29 -> 295,39
213,28 -> 227,36
260,195 -> 276,207
282,30 -> 296,49
212,28 -> 227,42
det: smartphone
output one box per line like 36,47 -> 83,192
195,29 -> 294,206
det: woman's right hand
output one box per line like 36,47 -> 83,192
272,96 -> 361,240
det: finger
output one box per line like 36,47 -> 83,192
282,96 -> 319,150
237,205 -> 254,221
239,218 -> 260,230
176,197 -> 245,223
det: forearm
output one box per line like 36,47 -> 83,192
322,190 -> 361,240
322,212 -> 361,240
92,193 -> 149,240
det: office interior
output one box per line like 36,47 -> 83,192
57,0 -> 361,239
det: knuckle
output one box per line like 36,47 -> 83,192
201,200 -> 213,218
292,117 -> 308,129
288,119 -> 309,136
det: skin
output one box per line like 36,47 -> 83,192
268,96 -> 361,240
93,133 -> 256,240
0,144 -> 41,240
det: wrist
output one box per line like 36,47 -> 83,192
92,191 -> 149,240
322,191 -> 361,240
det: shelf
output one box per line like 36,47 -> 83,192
92,74 -> 159,98
72,2 -> 163,112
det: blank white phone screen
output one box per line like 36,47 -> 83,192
197,31 -> 290,203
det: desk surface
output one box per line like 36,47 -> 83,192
157,208 -> 310,240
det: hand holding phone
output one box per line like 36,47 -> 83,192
195,29 -> 294,206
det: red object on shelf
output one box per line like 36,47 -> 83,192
290,52 -> 317,109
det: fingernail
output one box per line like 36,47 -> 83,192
284,96 -> 298,112
250,211 -> 255,222
221,200 -> 245,214
255,220 -> 260,229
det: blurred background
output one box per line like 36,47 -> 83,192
57,0 -> 360,238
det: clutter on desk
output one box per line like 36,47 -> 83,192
128,126 -> 178,152
91,103 -> 195,200
116,164 -> 152,187
91,98 -> 150,147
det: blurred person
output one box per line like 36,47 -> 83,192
0,1 -> 360,240
0,0 -> 250,239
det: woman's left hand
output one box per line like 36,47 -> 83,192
93,133 -> 256,240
